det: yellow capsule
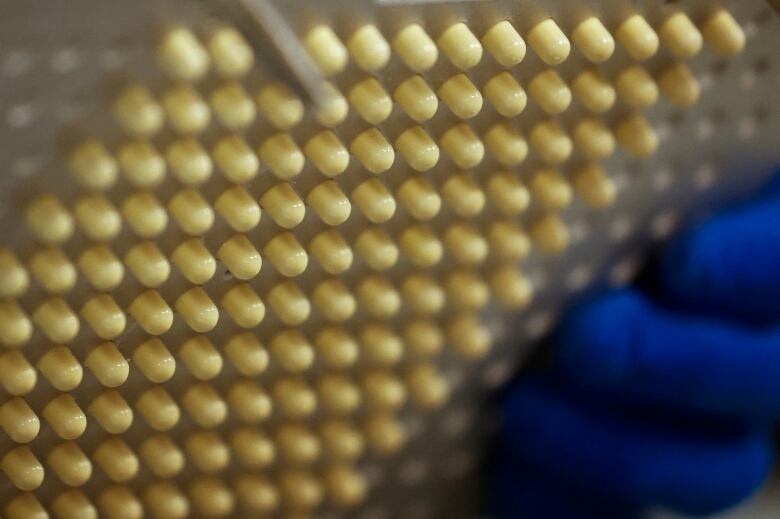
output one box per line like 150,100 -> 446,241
573,117 -> 616,161
660,12 -> 703,58
397,176 -> 441,221
364,414 -> 406,455
166,138 -> 213,186
529,69 -> 571,115
530,120 -> 572,165
314,82 -> 349,127
88,389 -> 133,433
438,73 -> 483,119
225,332 -> 268,376
158,27 -> 210,81
280,470 -> 323,510
445,222 -> 488,266
48,442 -> 93,486
94,438 -> 139,482
402,274 -> 445,315
144,481 -> 189,519
172,239 -> 215,285
81,294 -> 126,340
616,113 -> 658,158
446,270 -> 489,310
25,194 -> 74,244
484,122 -> 528,166
394,126 -> 439,172
208,26 -> 254,78
616,65 -> 659,109
531,213 -> 570,254
5,493 -> 47,519
0,397 -> 39,443
30,247 -> 76,294
43,394 -> 86,440
352,178 -> 396,223
264,232 -> 308,277
491,265 -> 534,309
2,446 -> 44,490
0,351 -> 37,395
185,431 -> 231,474
176,286 -> 219,332
615,14 -> 659,61
231,428 -> 276,468
394,75 -> 438,122
214,185 -> 260,232
320,421 -> 365,461
273,377 -> 317,418
312,278 -> 355,322
360,323 -> 403,366
259,183 -> 305,229
482,20 -> 526,66
133,338 -> 176,383
363,370 -> 406,410
406,363 -> 449,408
128,290 -> 173,336
277,424 -> 322,466
574,164 -> 617,209
113,85 -> 164,137
438,22 -> 482,70
210,82 -> 255,130
98,486 -> 143,519
68,139 -> 118,191
0,249 -> 29,298
124,241 -> 170,288
227,380 -> 270,423
350,127 -> 395,174
304,130 -> 350,177
442,172 -> 485,217
136,387 -> 180,431
52,490 -> 97,519
218,234 -> 262,280
355,227 -> 398,271
348,77 -> 392,124
304,25 -> 348,76
393,23 -> 438,72
571,17 -> 615,63
702,8 -> 745,56
487,171 -> 530,215
77,245 -> 122,291
37,345 -> 82,391
309,229 -> 353,274
400,224 -> 443,268
256,82 -> 304,129
212,135 -> 258,183
118,140 -> 166,188
348,24 -> 391,71
440,123 -> 484,168
271,328 -> 314,372
73,194 -> 122,242
0,302 -> 32,347
33,297 -> 78,343
180,335 -> 223,380
168,188 -> 214,236
484,71 -> 527,117
140,434 -> 185,478
448,313 -> 491,359
234,475 -> 279,514
357,277 -> 401,319
527,18 -> 570,65
404,318 -> 444,356
268,281 -> 311,326
531,168 -> 572,210
121,191 -> 168,238
318,374 -> 361,415
162,85 -> 210,134
571,69 -> 616,113
658,62 -> 700,108
221,283 -> 265,328
183,383 -> 228,428
258,133 -> 305,180
326,465 -> 368,507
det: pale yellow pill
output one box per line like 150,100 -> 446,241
77,245 -> 123,291
397,176 -> 441,221
169,188 -> 215,236
440,123 -> 484,168
0,351 -> 37,395
532,213 -> 570,254
271,328 -> 314,371
121,191 -> 168,238
68,139 -> 118,191
487,171 -> 530,215
616,113 -> 658,158
88,390 -> 133,433
702,8 -> 745,56
304,24 -> 348,76
528,69 -> 572,114
400,225 -> 443,268
531,168 -> 572,210
136,387 -> 180,431
231,428 -> 276,468
180,336 -> 223,380
133,338 -> 176,383
81,294 -> 126,340
273,378 -> 317,418
225,332 -> 268,377
348,77 -> 392,125
259,183 -> 305,229
213,135 -> 259,183
360,323 -> 403,365
445,223 -> 488,265
124,242 -> 169,288
33,297 -> 79,343
573,117 -> 616,161
352,178 -> 396,223
320,421 -> 365,461
309,229 -> 353,274
615,14 -> 659,60
304,130 -> 350,177
53,490 -> 97,519
348,24 -> 390,71
438,73 -> 483,119
37,345 -> 82,391
5,493 -> 47,519
94,438 -> 139,482
234,475 -> 278,513
264,232 -> 308,277
616,65 -> 659,109
357,276 -> 401,319
312,278 -> 356,323
218,234 -> 262,280
158,27 -> 210,81
527,18 -> 570,65
215,185 -> 261,232
658,62 -> 700,107
355,227 -> 398,271
484,122 -> 528,166
1,300 -> 32,347
571,16 -> 615,63
208,27 -> 254,78
229,387 -> 272,424
258,133 -> 305,180
571,69 -> 616,113
442,172 -> 485,217
402,274 -> 445,315
183,383 -> 227,428
407,363 -> 449,408
446,270 -> 489,310
491,265 -> 534,309
221,283 -> 265,328
365,414 -> 406,455
162,85 -> 210,134
118,140 -> 166,188
43,393 -> 86,440
484,71 -> 527,117
73,194 -> 122,241
30,247 -> 75,294
393,23 -> 438,72
530,120 -> 573,165
0,397 -> 39,443
144,482 -> 189,519
280,470 -> 324,509
363,370 -> 406,410
186,431 -> 230,473
170,239 -> 214,285
166,138 -> 213,186
482,20 -> 526,66
98,486 -> 143,519
404,319 -> 444,357
315,326 -> 359,369
438,22 -> 483,69
448,313 -> 491,359
350,128 -> 395,174
660,12 -> 703,58
210,82 -> 255,129
268,281 -> 311,326
574,163 -> 617,209
26,194 -> 74,244
140,435 -> 185,478
256,82 -> 304,130
119,297 -> 168,344
2,446 -> 44,490
0,249 -> 29,298
394,126 -> 439,171
315,82 -> 349,127
393,75 -> 438,122
175,286 -> 219,332
113,85 -> 164,137
319,374 -> 361,415
48,442 -> 92,486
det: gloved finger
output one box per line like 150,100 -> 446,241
555,289 -> 780,420
660,180 -> 780,325
501,376 -> 772,516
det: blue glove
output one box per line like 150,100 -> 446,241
495,173 -> 780,518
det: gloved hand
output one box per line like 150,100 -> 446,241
495,173 -> 780,518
